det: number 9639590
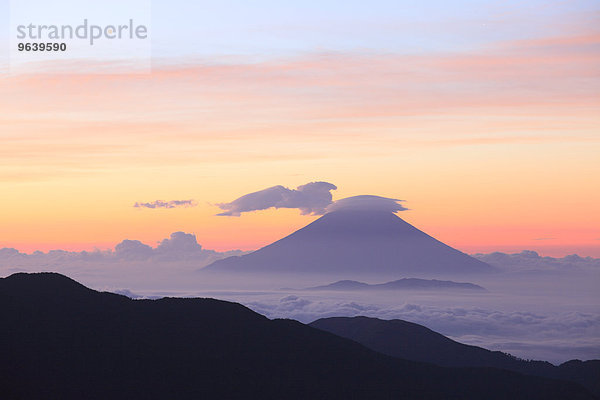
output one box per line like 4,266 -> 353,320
18,42 -> 67,51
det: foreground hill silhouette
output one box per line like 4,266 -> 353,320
310,316 -> 600,397
202,209 -> 494,276
1,273 -> 595,399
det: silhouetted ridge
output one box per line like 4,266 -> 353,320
0,273 -> 594,400
309,316 -> 600,396
203,210 -> 495,275
309,280 -> 371,290
0,272 -> 96,298
557,360 -> 600,396
305,278 -> 486,291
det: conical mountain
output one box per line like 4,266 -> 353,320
202,209 -> 494,276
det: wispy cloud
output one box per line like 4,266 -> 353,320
134,199 -> 197,209
2,29 -> 598,183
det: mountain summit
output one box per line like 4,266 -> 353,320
202,208 -> 494,276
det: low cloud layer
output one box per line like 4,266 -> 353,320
1,243 -> 598,364
237,294 -> 600,364
217,182 -> 337,216
473,250 -> 600,272
134,199 -> 197,209
0,232 -> 246,284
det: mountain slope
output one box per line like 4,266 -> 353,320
0,272 -> 594,400
202,210 -> 494,276
309,316 -> 600,396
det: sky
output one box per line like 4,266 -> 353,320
0,0 -> 599,256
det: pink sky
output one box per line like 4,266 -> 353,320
1,14 -> 598,257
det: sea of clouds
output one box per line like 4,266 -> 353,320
1,234 -> 598,364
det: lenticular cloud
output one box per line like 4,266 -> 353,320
326,195 -> 408,213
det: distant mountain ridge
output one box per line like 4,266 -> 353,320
202,209 -> 495,276
0,272 -> 594,400
303,278 -> 486,291
310,316 -> 600,397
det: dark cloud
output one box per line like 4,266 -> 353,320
217,182 -> 337,216
134,199 -> 197,209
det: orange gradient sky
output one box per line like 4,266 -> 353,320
1,2 -> 599,257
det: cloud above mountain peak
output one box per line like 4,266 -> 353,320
216,182 -> 337,216
326,195 -> 408,214
216,183 -> 408,216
